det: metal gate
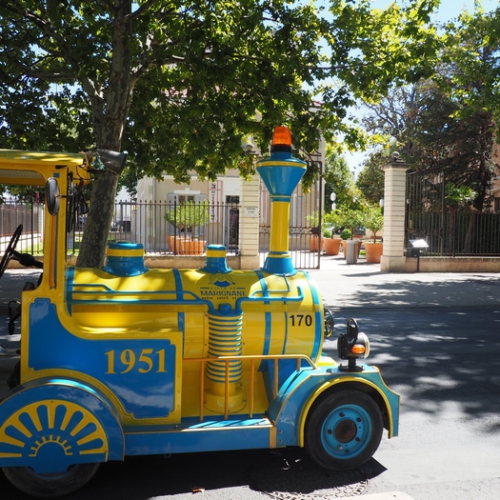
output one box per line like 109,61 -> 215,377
406,171 -> 500,256
405,171 -> 445,254
259,179 -> 322,270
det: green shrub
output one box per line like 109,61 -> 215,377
340,228 -> 351,240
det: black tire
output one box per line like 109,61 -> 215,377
305,389 -> 383,470
6,361 -> 20,389
3,463 -> 100,498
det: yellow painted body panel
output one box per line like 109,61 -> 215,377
0,150 -> 90,186
269,201 -> 291,252
56,266 -> 322,422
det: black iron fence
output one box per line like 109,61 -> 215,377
406,172 -> 500,256
107,200 -> 240,255
0,202 -> 44,254
7,190 -> 499,260
1,200 -> 240,256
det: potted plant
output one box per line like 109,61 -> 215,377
305,211 -> 324,252
164,200 -> 210,254
323,212 -> 342,256
364,206 -> 384,263
337,208 -> 364,260
340,228 -> 351,240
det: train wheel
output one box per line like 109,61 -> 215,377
3,463 -> 100,498
305,390 -> 383,470
0,399 -> 109,497
6,361 -> 20,389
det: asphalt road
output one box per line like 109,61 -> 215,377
2,305 -> 499,499
328,307 -> 500,500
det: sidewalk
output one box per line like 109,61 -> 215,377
309,255 -> 500,310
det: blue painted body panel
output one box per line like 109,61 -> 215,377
28,299 -> 178,420
268,364 -> 400,446
124,418 -> 273,456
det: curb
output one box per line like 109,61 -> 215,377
343,493 -> 414,500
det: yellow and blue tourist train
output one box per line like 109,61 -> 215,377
0,127 -> 400,497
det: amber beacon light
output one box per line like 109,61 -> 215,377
270,126 -> 293,152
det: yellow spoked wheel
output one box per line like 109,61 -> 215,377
0,399 -> 108,497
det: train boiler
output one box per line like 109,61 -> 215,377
0,127 -> 400,497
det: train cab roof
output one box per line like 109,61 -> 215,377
0,150 -> 89,186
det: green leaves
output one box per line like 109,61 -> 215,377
1,0 -> 446,181
325,0 -> 442,102
0,0 -> 454,265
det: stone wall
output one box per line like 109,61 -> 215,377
405,256 -> 500,273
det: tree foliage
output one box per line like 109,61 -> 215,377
356,151 -> 386,206
361,7 -> 500,213
411,82 -> 497,212
364,205 -> 384,242
323,149 -> 354,212
362,84 -> 420,158
0,0 -> 442,266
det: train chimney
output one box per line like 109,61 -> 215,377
257,126 -> 306,275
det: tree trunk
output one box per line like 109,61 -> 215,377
76,2 -> 133,268
76,171 -> 119,268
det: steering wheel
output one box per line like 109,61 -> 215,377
0,224 -> 23,280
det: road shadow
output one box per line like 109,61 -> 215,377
328,307 -> 500,423
0,448 -> 387,500
323,275 -> 500,310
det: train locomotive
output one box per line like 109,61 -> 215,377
0,126 -> 400,497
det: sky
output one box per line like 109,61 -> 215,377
340,0 -> 499,176
371,0 -> 497,21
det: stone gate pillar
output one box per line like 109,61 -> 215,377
238,175 -> 260,269
381,153 -> 408,273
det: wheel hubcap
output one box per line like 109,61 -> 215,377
334,419 -> 357,443
321,404 -> 372,459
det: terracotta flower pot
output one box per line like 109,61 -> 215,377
308,236 -> 324,252
324,238 -> 341,256
364,242 -> 383,263
179,238 -> 206,255
167,235 -> 179,254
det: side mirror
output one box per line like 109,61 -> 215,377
46,177 -> 60,215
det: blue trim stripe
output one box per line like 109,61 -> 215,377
65,267 -> 75,315
172,269 -> 185,355
303,271 -> 322,361
255,271 -> 271,357
270,196 -> 291,202
282,311 -> 289,355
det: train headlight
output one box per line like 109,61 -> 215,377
337,318 -> 370,372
